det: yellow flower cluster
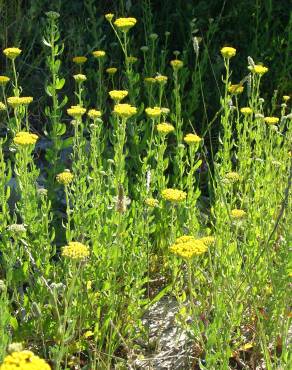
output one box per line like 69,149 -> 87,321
7,96 -> 33,107
156,122 -> 175,135
56,170 -> 74,185
127,56 -> 138,64
87,109 -> 102,119
62,241 -> 90,260
231,209 -> 247,219
184,133 -> 202,145
145,107 -> 162,118
13,132 -> 38,146
113,103 -> 137,118
249,64 -> 268,75
92,50 -> 106,58
109,90 -> 128,102
0,350 -> 50,370
264,116 -> 279,125
161,188 -> 187,202
155,75 -> 168,84
145,198 -> 159,207
283,95 -> 290,102
170,59 -> 184,69
3,47 -> 22,59
114,17 -> 137,32
67,105 -> 86,118
0,102 -> 5,111
228,84 -> 244,94
106,67 -> 117,75
0,76 -> 10,85
144,77 -> 156,84
225,172 -> 240,183
170,239 -> 207,259
240,107 -> 253,115
73,74 -> 87,82
220,46 -> 236,59
72,56 -> 87,64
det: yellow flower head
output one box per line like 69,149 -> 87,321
127,56 -> 138,64
264,116 -> 279,125
92,50 -> 106,58
0,350 -> 51,370
170,59 -> 184,70
67,105 -> 86,118
72,56 -> 87,64
0,102 -> 6,111
109,90 -> 128,102
228,84 -> 244,94
0,76 -> 10,85
175,235 -> 195,244
62,241 -> 90,260
231,208 -> 247,220
170,239 -> 207,259
3,47 -> 22,60
155,75 -> 168,84
13,131 -> 38,146
144,77 -> 156,84
73,74 -> 87,82
87,109 -> 102,120
7,96 -> 33,108
56,170 -> 74,185
199,236 -> 215,247
114,17 -> 137,32
145,198 -> 159,207
220,46 -> 236,59
105,13 -> 114,22
283,95 -> 290,102
161,188 -> 187,202
156,122 -> 175,135
249,64 -> 268,75
106,67 -> 118,75
145,106 -> 162,119
225,172 -> 240,183
113,103 -> 137,118
240,107 -> 253,115
184,133 -> 202,145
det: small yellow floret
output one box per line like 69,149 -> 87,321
264,116 -> 279,125
231,209 -> 247,219
105,13 -> 114,22
72,56 -> 87,64
144,77 -> 156,84
145,198 -> 159,207
175,235 -> 195,244
161,188 -> 187,202
283,95 -> 290,102
87,109 -> 102,119
109,90 -> 128,102
62,241 -> 90,260
240,107 -> 253,115
0,76 -> 10,85
170,59 -> 184,69
7,96 -> 33,107
220,46 -> 236,58
127,56 -> 138,64
106,67 -> 117,75
67,106 -> 86,118
114,17 -> 137,32
113,103 -> 137,118
184,133 -> 202,145
155,75 -> 168,84
156,122 -> 175,135
13,132 -> 38,146
73,74 -> 87,82
56,170 -> 74,185
145,107 -> 162,118
228,84 -> 244,94
225,172 -> 240,183
170,239 -> 207,259
249,64 -> 268,75
92,50 -> 106,58
3,47 -> 22,59
0,102 -> 6,111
